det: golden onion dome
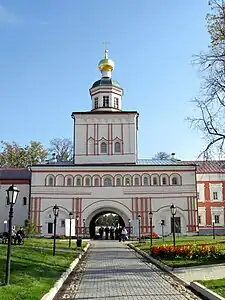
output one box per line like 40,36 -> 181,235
98,49 -> 115,72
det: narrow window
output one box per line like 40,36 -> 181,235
125,178 -> 130,186
213,192 -> 218,200
76,177 -> 81,186
143,177 -> 149,186
94,97 -> 98,109
134,177 -> 139,186
85,177 -> 91,186
48,176 -> 54,186
162,177 -> 167,185
103,96 -> 109,107
172,177 -> 178,185
48,223 -> 53,234
23,197 -> 27,206
67,177 -> 72,186
94,178 -> 99,186
104,177 -> 112,187
100,142 -> 107,154
116,177 -> 121,186
61,220 -> 65,227
215,215 -> 220,224
153,177 -> 158,185
197,192 -> 200,200
114,142 -> 121,153
114,97 -> 119,108
198,215 -> 201,224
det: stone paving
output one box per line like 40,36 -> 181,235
73,241 -> 202,300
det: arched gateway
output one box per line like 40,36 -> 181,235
30,50 -> 197,237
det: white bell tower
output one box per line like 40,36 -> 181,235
72,50 -> 139,164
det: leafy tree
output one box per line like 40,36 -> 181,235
0,141 -> 48,168
153,152 -> 171,160
48,138 -> 73,162
189,0 -> 225,158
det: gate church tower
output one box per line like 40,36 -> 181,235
72,50 -> 139,164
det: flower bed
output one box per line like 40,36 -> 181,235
150,244 -> 225,260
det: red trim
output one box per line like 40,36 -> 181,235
97,124 -> 99,155
131,197 -> 134,220
121,124 -> 124,155
38,197 -> 41,231
108,124 -> 110,155
145,197 -> 148,233
0,179 -> 29,184
94,124 -> 96,155
34,168 -> 195,173
187,197 -> 190,232
111,124 -> 113,155
140,197 -> 144,228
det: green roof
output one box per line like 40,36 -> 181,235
91,77 -> 121,89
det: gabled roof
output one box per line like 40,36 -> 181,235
183,161 -> 225,173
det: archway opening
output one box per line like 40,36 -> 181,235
89,211 -> 125,239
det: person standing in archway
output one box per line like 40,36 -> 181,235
110,227 -> 114,240
99,227 -> 104,240
121,227 -> 128,242
105,226 -> 109,240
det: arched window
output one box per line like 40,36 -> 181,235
104,177 -> 112,187
143,176 -> 149,186
116,177 -> 121,186
94,178 -> 99,186
172,176 -> 178,185
100,142 -> 107,154
67,177 -> 72,186
47,176 -> 54,186
76,177 -> 82,186
153,177 -> 158,185
56,175 -> 64,186
85,177 -> 91,186
114,142 -> 121,153
134,177 -> 139,186
162,177 -> 167,185
125,178 -> 130,186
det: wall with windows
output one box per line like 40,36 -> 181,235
31,164 -> 197,236
73,112 -> 138,164
197,173 -> 225,233
0,182 -> 30,232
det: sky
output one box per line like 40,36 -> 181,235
0,0 -> 210,160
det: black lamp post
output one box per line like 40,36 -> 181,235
53,204 -> 59,256
69,212 -> 73,248
138,215 -> 141,243
212,220 -> 215,239
83,218 -> 86,238
5,184 -> 20,285
170,203 -> 177,247
128,218 -> 131,239
76,216 -> 79,239
149,211 -> 153,247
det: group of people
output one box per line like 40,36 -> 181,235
98,226 -> 128,241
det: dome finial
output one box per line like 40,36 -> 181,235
98,45 -> 115,77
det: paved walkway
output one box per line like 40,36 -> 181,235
173,263 -> 225,283
74,241 -> 201,299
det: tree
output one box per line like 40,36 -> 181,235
189,1 -> 225,159
153,152 -> 170,160
48,138 -> 73,162
0,141 -> 48,168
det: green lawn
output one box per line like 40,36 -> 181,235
199,278 -> 225,298
24,237 -> 87,250
131,236 -> 225,268
0,239 -> 87,300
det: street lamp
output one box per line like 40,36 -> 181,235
53,204 -> 59,256
170,203 -> 177,247
5,184 -> 20,285
128,218 -> 131,239
76,216 -> 79,239
83,218 -> 86,238
69,212 -> 73,248
212,220 -> 215,240
149,211 -> 153,247
138,215 -> 141,242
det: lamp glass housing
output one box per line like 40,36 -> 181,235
6,185 -> 20,205
76,216 -> 79,221
149,211 -> 153,218
53,204 -> 59,217
170,204 -> 176,216
138,215 -> 141,220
